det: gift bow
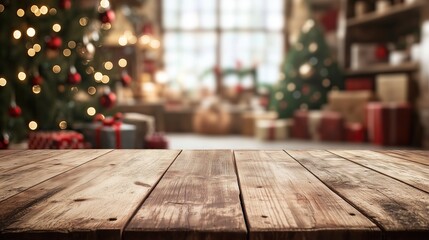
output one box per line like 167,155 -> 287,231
94,113 -> 123,149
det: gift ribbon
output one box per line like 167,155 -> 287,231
95,118 -> 122,149
268,122 -> 276,140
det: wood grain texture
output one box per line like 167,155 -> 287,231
0,149 -> 111,202
0,150 -> 71,173
288,150 -> 429,240
235,150 -> 379,240
1,150 -> 180,240
0,150 -> 23,159
124,150 -> 247,240
376,150 -> 429,166
331,150 -> 429,193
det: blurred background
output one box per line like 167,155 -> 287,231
1,0 -> 429,149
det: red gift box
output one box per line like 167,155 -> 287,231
345,78 -> 373,91
145,132 -> 168,149
366,102 -> 412,146
319,111 -> 344,141
29,131 -> 87,149
345,122 -> 366,142
292,110 -> 309,139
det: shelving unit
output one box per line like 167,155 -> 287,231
345,61 -> 419,76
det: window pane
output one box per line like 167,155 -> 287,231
266,13 -> 284,31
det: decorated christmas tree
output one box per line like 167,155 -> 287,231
271,19 -> 343,119
0,0 -> 120,144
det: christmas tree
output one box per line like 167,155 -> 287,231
271,19 -> 343,119
0,0 -> 119,144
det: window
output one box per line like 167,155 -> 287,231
162,0 -> 285,91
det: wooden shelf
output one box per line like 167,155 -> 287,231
347,1 -> 424,28
345,62 -> 419,76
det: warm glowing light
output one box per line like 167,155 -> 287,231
34,10 -> 41,17
275,92 -> 284,100
104,61 -> 113,70
17,9 -> 25,17
28,48 -> 36,57
0,4 -> 5,13
71,86 -> 78,92
101,75 -> 110,84
32,85 -> 41,94
87,107 -> 96,116
40,6 -> 48,15
88,86 -> 96,95
86,66 -> 95,74
322,78 -> 331,87
94,72 -> 103,81
139,35 -> 151,45
59,120 -> 67,129
101,23 -> 111,30
18,72 -> 26,81
287,83 -> 296,92
33,44 -> 41,52
68,41 -> 76,49
29,121 -> 38,130
0,78 -> 6,87
31,5 -> 38,13
155,71 -> 168,84
27,27 -> 36,37
63,49 -> 71,57
309,42 -> 318,53
79,17 -> 88,26
118,35 -> 128,46
100,0 -> 110,8
150,39 -> 160,49
52,65 -> 61,73
13,30 -> 22,39
128,35 -> 137,44
52,23 -> 61,32
118,58 -> 127,68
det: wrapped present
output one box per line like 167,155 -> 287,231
319,111 -> 344,142
292,110 -> 309,139
145,132 -> 168,149
308,111 -> 323,141
376,74 -> 409,103
123,113 -> 155,148
28,131 -> 87,149
366,102 -> 412,146
327,90 -> 374,124
241,111 -> 278,136
351,43 -> 378,69
193,98 -> 232,135
345,122 -> 366,143
345,78 -> 373,91
255,119 -> 292,141
78,115 -> 136,149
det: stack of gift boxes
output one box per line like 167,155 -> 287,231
250,73 -> 413,146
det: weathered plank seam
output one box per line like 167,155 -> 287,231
0,150 -> 114,204
0,150 -> 24,159
328,150 -> 429,195
375,150 -> 429,167
283,150 -> 386,239
232,150 -> 250,240
119,150 -> 183,240
1,150 -> 72,173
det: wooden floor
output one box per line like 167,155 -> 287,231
0,150 -> 428,240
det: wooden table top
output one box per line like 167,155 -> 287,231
0,150 -> 428,240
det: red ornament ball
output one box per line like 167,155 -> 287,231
375,44 -> 389,61
8,105 -> 22,118
93,113 -> 105,122
31,75 -> 43,86
113,112 -> 123,121
59,0 -> 71,9
99,9 -> 115,24
100,92 -> 117,108
68,71 -> 82,85
120,72 -> 132,87
46,35 -> 62,50
0,133 -> 9,150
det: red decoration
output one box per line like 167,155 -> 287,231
8,104 -> 22,118
345,122 -> 366,142
142,22 -> 154,35
93,113 -> 105,122
99,9 -> 115,24
31,75 -> 43,86
375,44 -> 389,61
46,35 -> 62,50
59,0 -> 71,9
235,84 -> 244,94
318,111 -> 344,141
145,132 -> 168,149
67,66 -> 81,85
100,92 -> 116,108
114,112 -> 123,121
120,71 -> 132,87
0,133 -> 9,150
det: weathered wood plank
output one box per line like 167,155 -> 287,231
1,150 -> 181,240
0,149 -> 111,202
331,150 -> 429,193
124,150 -> 247,240
235,150 -> 380,240
288,150 -> 429,240
0,150 -> 71,173
376,150 -> 429,166
0,150 -> 23,158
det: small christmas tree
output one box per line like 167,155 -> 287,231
0,0 -> 119,143
271,19 -> 343,119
